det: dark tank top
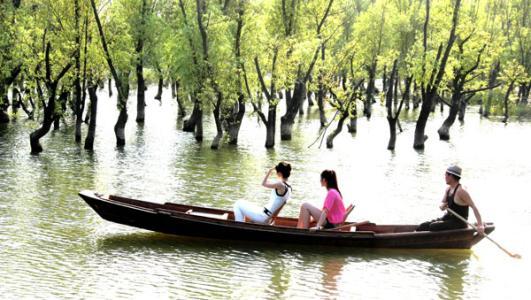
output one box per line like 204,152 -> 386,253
446,184 -> 469,220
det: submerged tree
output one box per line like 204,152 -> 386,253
413,0 -> 461,150
90,0 -> 133,147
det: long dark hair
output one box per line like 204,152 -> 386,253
321,170 -> 341,195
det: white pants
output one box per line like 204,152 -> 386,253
233,200 -> 269,223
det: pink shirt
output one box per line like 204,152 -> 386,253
322,188 -> 345,224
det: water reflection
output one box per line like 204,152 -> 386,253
94,232 -> 476,299
321,255 -> 347,297
435,256 -> 470,300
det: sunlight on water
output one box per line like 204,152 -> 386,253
1,86 -> 531,299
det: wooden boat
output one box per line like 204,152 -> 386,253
79,190 -> 494,249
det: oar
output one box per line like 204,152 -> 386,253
447,207 -> 521,259
325,220 -> 370,231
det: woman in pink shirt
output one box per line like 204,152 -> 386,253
297,170 -> 346,229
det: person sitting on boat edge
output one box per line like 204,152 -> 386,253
297,170 -> 346,230
233,162 -> 292,224
416,165 -> 485,234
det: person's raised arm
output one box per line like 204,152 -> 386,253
262,167 -> 284,191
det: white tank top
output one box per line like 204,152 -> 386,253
264,182 -> 291,215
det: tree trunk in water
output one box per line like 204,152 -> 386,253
18,88 -> 34,119
114,106 -> 128,147
175,81 -> 186,117
386,60 -> 399,150
113,77 -> 129,147
317,78 -> 326,126
307,90 -> 314,106
53,116 -> 60,130
458,99 -> 467,122
183,99 -> 203,142
387,115 -> 397,150
30,89 -> 57,154
483,61 -> 499,117
53,91 -> 68,131
347,117 -> 357,133
0,65 -> 22,123
11,86 -> 19,117
364,62 -> 377,119
194,108 -> 203,142
84,103 -> 91,124
503,81 -> 515,123
171,80 -> 176,98
227,94 -> 245,145
326,113 -> 348,149
437,95 -> 460,140
211,93 -> 223,149
265,106 -> 276,148
183,100 -> 201,132
298,96 -> 305,116
413,91 -> 433,149
280,80 -> 305,140
84,85 -> 98,150
136,61 -> 146,123
0,84 -> 9,123
403,76 -> 412,111
284,89 -> 291,111
154,75 -> 163,100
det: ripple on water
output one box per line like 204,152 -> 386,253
1,93 -> 531,299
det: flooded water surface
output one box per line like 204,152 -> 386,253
1,87 -> 530,299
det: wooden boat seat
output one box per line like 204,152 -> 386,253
185,209 -> 229,220
342,204 -> 355,223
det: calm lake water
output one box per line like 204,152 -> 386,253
1,86 -> 530,299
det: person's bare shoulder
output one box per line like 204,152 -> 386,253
456,186 -> 472,203
457,185 -> 470,196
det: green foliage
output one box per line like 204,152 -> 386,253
0,0 -> 528,123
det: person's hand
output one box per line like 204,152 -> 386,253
476,223 -> 485,235
309,226 -> 321,232
439,202 -> 448,211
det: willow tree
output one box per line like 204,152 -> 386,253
437,9 -> 491,140
221,0 -> 250,145
73,0 -> 84,142
351,0 -> 391,120
90,0 -> 134,147
84,6 -> 108,151
27,0 -> 76,153
177,0 -> 204,142
413,0 -> 462,150
247,0 -> 284,148
279,0 -> 335,140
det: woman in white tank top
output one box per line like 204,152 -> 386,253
233,162 -> 292,224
